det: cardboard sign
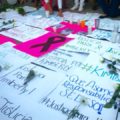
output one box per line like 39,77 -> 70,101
14,32 -> 73,57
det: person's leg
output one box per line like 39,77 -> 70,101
97,0 -> 110,15
89,0 -> 98,10
71,0 -> 79,10
58,0 -> 62,9
78,0 -> 85,11
62,0 -> 67,9
33,0 -> 38,8
44,0 -> 53,14
57,0 -> 63,17
108,0 -> 120,17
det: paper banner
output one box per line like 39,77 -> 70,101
0,35 -> 17,45
14,32 -> 73,57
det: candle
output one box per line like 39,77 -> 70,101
80,20 -> 85,28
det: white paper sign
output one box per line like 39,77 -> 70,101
34,49 -> 88,73
98,18 -> 120,32
103,47 -> 120,60
0,63 -> 67,120
61,34 -> 111,54
87,29 -> 112,41
0,43 -> 36,77
24,17 -> 61,29
0,25 -> 48,42
80,53 -> 120,83
63,12 -> 99,22
38,63 -> 117,120
0,62 -> 117,120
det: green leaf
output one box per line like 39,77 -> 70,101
112,61 -> 116,65
104,103 -> 113,108
67,108 -> 79,120
107,64 -> 112,69
118,108 -> 120,112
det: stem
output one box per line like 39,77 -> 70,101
116,108 -> 119,120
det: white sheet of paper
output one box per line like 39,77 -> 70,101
0,61 -> 118,120
63,11 -> 100,22
23,17 -> 61,29
98,18 -> 120,32
0,63 -> 67,120
34,49 -> 88,73
0,25 -> 48,42
80,53 -> 120,83
61,34 -> 112,54
37,61 -> 117,120
87,29 -> 112,41
0,43 -> 36,77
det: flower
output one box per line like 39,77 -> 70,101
113,83 -> 119,90
99,56 -> 105,63
79,96 -> 89,106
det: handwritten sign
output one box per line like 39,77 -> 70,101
0,64 -> 67,120
98,18 -> 120,32
87,29 -> 112,41
34,49 -> 87,73
63,11 -> 100,22
103,47 -> 120,60
80,53 -> 120,83
38,65 -> 116,120
0,63 -> 66,120
0,25 -> 48,42
0,61 -> 117,120
24,17 -> 61,29
61,34 -> 112,54
14,32 -> 73,57
0,43 -> 36,77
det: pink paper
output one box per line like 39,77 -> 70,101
45,23 -> 66,33
45,21 -> 95,35
14,32 -> 73,57
61,22 -> 95,34
0,35 -> 17,45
